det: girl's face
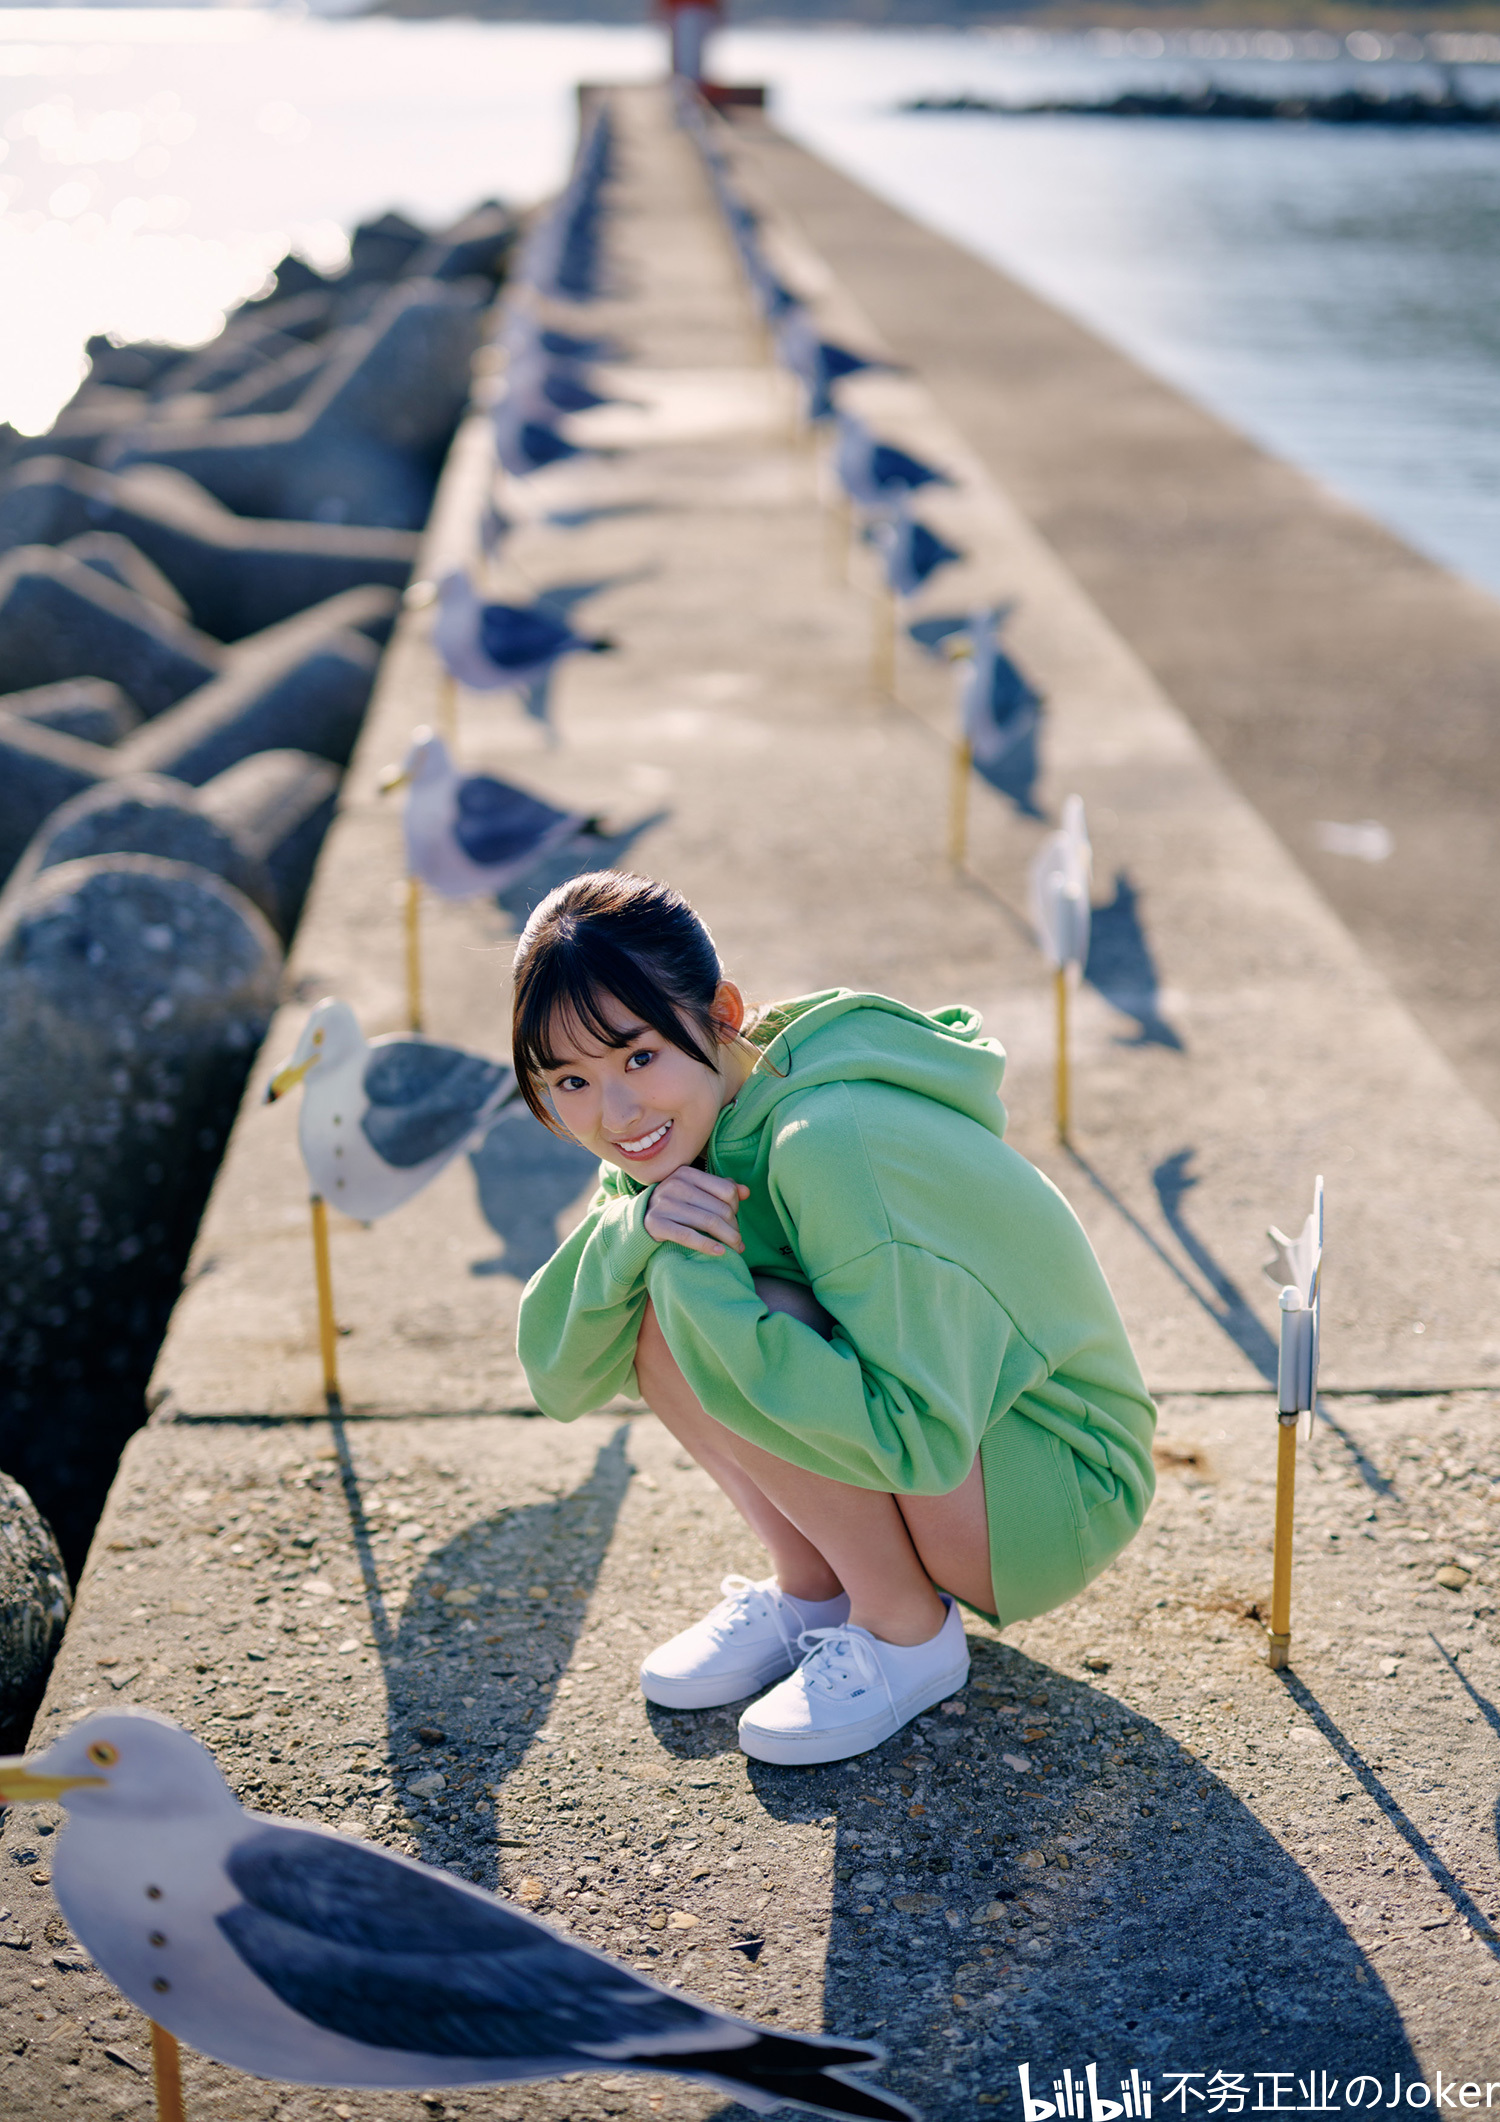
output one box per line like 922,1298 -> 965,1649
540,983 -> 748,1180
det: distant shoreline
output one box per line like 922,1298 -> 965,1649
362,0 -> 1500,36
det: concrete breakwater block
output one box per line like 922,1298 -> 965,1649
59,529 -> 190,619
198,747 -> 341,936
0,773 -> 278,932
3,677 -> 139,745
0,1470 -> 70,1743
102,278 -> 487,530
0,711 -> 110,883
5,385 -> 148,470
111,585 -> 392,785
0,751 -> 341,941
0,854 -> 282,1565
0,458 -> 417,640
0,544 -> 222,715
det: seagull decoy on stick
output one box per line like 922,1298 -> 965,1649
833,414 -> 952,519
948,609 -> 1043,866
264,997 -> 517,1406
1028,794 -> 1092,1145
431,569 -> 613,729
865,507 -> 964,698
490,395 -> 588,481
1260,1176 -> 1325,1671
775,309 -> 887,427
0,1711 -> 915,2122
379,723 -> 597,1028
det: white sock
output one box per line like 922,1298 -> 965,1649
865,1596 -> 956,1663
779,1586 -> 850,1626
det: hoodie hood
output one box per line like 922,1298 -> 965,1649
712,988 -> 1006,1163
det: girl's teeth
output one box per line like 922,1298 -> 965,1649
623,1123 -> 668,1152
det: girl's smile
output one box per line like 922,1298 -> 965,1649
541,986 -> 754,1178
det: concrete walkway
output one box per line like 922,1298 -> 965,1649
7,84 -> 1500,2118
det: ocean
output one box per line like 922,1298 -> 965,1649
2,12 -> 1498,594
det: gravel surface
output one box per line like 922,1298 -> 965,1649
6,1392 -> 1500,2117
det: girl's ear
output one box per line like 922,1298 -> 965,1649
709,980 -> 747,1042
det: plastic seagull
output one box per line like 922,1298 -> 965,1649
490,395 -> 587,480
431,570 -> 613,726
872,507 -> 963,601
263,997 -> 519,1403
958,609 -> 1042,784
383,727 -> 597,902
833,414 -> 952,518
776,309 -> 887,425
264,995 -> 517,1227
1028,795 -> 1093,1145
505,348 -> 619,421
0,1711 -> 914,2122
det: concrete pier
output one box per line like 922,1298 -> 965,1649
7,84 -> 1500,2117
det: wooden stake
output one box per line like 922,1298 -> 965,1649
827,494 -> 851,586
947,739 -> 972,869
405,874 -> 423,1034
872,589 -> 896,700
1267,1416 -> 1298,1669
151,2022 -> 186,2122
309,1194 -> 341,1412
1055,964 -> 1070,1145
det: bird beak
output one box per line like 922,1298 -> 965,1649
264,1053 -> 316,1103
376,765 -> 409,794
0,1757 -> 105,1803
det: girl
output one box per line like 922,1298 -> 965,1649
514,872 -> 1155,1765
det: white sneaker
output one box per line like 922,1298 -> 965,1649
639,1575 -> 851,1710
737,1596 -> 970,1765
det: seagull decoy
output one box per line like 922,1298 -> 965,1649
0,1711 -> 914,2122
264,997 -> 518,1402
874,508 -> 963,601
833,414 -> 952,518
947,610 -> 1043,865
505,349 -> 620,421
384,728 -> 595,902
490,396 -> 587,480
776,309 -> 887,425
1028,794 -> 1092,1144
431,569 -> 612,728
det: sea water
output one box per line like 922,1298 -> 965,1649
1,14 -> 1497,594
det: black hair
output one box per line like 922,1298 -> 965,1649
510,872 -> 727,1131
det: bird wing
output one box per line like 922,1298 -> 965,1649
453,774 -> 580,871
217,1827 -> 713,2064
360,1041 -> 512,1168
869,443 -> 949,494
477,603 -> 571,670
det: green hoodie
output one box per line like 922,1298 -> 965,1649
516,990 -> 1155,1625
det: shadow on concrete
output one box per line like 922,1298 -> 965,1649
332,1423 -> 633,1892
972,710 -> 1043,820
469,1105 -> 600,1281
545,501 -> 659,533
646,1644 -> 1419,2103
496,810 -> 669,931
1065,1145 -> 1276,1385
1085,871 -> 1184,1052
1152,1150 -> 1280,1383
1285,1657 -> 1500,1957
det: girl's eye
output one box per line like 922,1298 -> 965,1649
555,1075 -> 587,1093
625,1049 -> 653,1071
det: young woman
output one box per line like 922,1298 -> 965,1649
514,871 -> 1155,1765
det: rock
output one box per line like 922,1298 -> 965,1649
2,678 -> 140,746
58,532 -> 190,621
103,279 -> 487,531
1436,1564 -> 1472,1590
1082,1652 -> 1112,1673
412,201 -> 516,285
198,748 -> 341,936
0,855 -> 282,1564
891,1892 -> 944,1914
0,1472 -> 70,1742
0,458 -> 417,642
112,586 -> 391,785
0,545 -> 222,716
0,773 -> 277,932
0,711 -> 110,885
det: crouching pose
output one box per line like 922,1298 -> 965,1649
514,872 -> 1155,1763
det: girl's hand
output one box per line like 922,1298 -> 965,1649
645,1170 -> 749,1257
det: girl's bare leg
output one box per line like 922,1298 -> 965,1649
636,1287 -> 994,1642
